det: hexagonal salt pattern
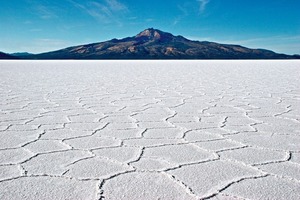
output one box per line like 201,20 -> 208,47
1,60 -> 299,199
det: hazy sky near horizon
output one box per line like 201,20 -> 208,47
0,0 -> 299,54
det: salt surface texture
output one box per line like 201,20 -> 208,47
0,60 -> 300,199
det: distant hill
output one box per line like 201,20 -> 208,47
10,52 -> 34,58
3,28 -> 300,59
0,52 -> 18,59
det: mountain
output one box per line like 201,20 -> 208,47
0,52 -> 18,59
10,52 -> 34,58
13,28 -> 300,59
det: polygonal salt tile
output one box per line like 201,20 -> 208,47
258,162 -> 300,181
65,136 -> 121,150
65,122 -> 107,131
167,115 -> 198,123
100,115 -> 136,123
143,144 -> 215,164
138,121 -> 174,129
106,122 -> 138,129
24,140 -> 70,154
247,110 -> 284,118
200,115 -> 228,124
22,150 -> 91,176
93,146 -> 141,163
256,123 -> 300,134
39,124 -> 65,130
222,125 -> 255,132
65,157 -> 132,179
195,139 -> 245,151
62,109 -> 96,116
137,107 -> 171,115
27,115 -> 69,125
0,113 -> 31,123
225,117 -> 259,126
91,105 -> 121,114
0,130 -> 40,149
41,129 -> 91,139
218,147 -> 287,165
114,98 -> 157,107
184,130 -> 223,142
102,172 -> 196,200
172,122 -> 217,130
172,105 -> 203,114
229,133 -> 300,151
0,165 -> 22,181
7,124 -> 39,131
0,176 -> 97,200
123,138 -> 184,147
94,128 -> 142,139
255,117 -> 299,127
169,160 -> 262,198
204,128 -> 234,135
291,153 -> 300,164
223,176 -> 300,200
143,128 -> 185,138
68,114 -> 104,123
204,106 -> 243,114
0,148 -> 34,165
131,158 -> 175,171
159,98 -> 183,106
118,106 -> 145,113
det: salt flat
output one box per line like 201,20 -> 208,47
0,60 -> 299,200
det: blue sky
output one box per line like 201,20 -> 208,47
0,0 -> 299,54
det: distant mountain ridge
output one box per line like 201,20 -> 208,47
10,52 -> 34,57
2,28 -> 300,59
0,52 -> 18,59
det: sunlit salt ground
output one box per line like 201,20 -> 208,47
0,60 -> 300,200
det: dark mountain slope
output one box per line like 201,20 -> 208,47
24,28 -> 299,59
0,52 -> 18,59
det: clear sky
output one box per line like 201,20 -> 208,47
1,0 -> 299,54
